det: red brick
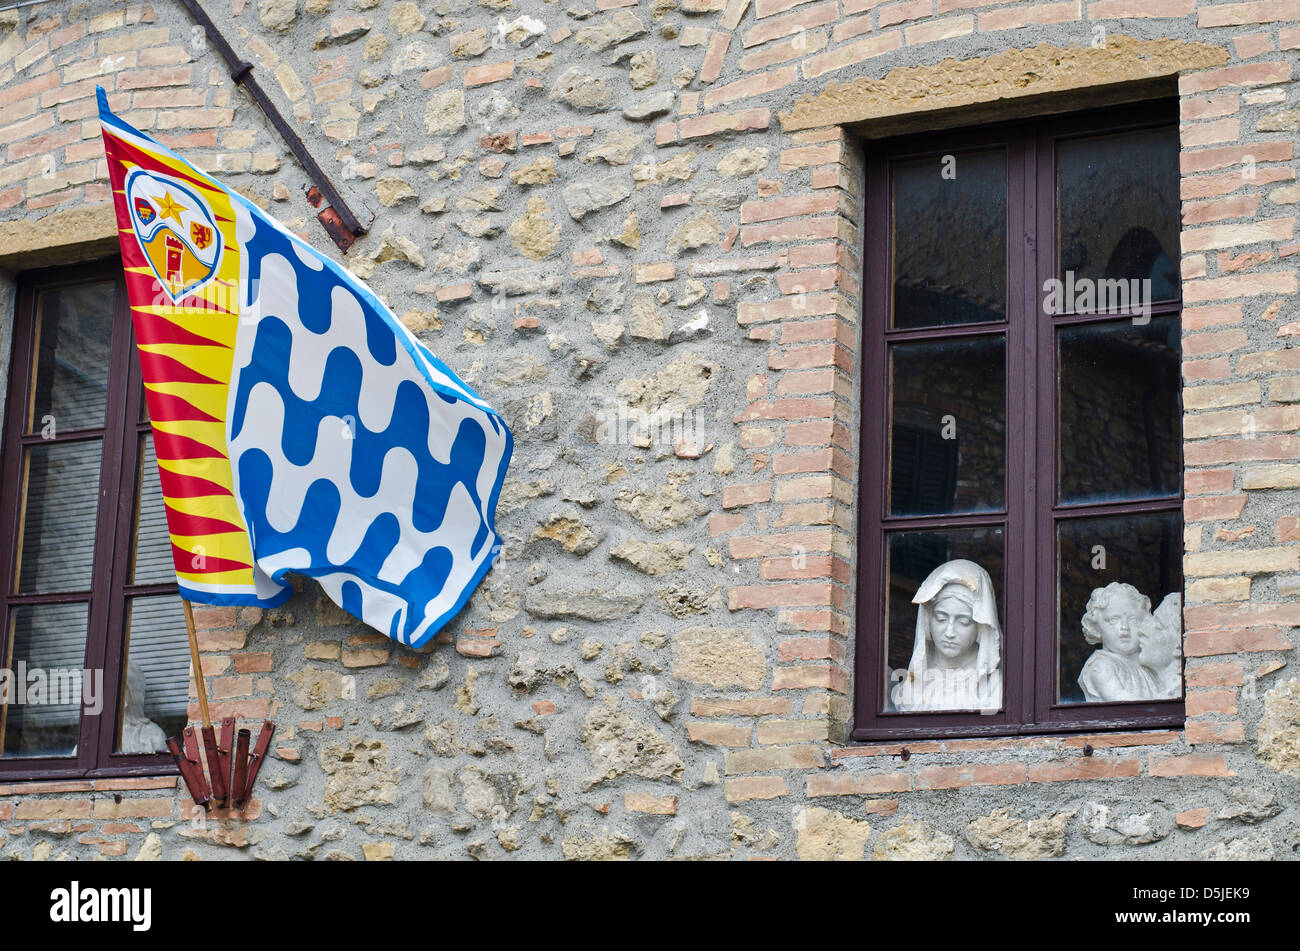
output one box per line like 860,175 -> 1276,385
741,31 -> 828,71
1149,754 -> 1235,778
676,107 -> 771,141
771,663 -> 850,692
1176,807 -> 1210,829
729,528 -> 832,558
724,776 -> 788,802
743,1 -> 838,46
1181,141 -> 1292,173
807,772 -> 911,796
1027,757 -> 1142,782
1199,0 -> 1300,28
1180,61 -> 1291,94
979,1 -> 1081,31
1090,0 -> 1194,15
1184,494 -> 1247,522
92,797 -> 174,819
115,65 -> 193,89
734,396 -> 838,421
1184,271 -> 1298,303
738,292 -> 841,324
625,793 -> 677,815
1186,624 -> 1295,656
1185,468 -> 1235,494
1181,93 -> 1241,120
723,482 -> 772,508
741,191 -> 839,224
762,554 -> 846,581
742,215 -> 841,246
1186,662 -> 1245,687
755,0 -> 821,15
801,30 -> 901,79
0,111 -> 53,145
0,70 -> 60,109
15,799 -> 92,820
463,60 -> 514,87
700,31 -> 731,84
686,721 -> 751,746
878,0 -> 933,27
691,697 -> 793,716
915,763 -> 1027,790
777,636 -> 846,663
1185,720 -> 1247,744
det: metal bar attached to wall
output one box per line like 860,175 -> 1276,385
174,0 -> 371,243
0,0 -> 57,14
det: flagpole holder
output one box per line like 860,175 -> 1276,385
168,598 -> 276,812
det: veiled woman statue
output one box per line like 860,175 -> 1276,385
892,559 -> 1003,713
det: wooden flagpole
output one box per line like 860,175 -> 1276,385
182,598 -> 228,807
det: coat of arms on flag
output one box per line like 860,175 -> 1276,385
97,87 -> 513,648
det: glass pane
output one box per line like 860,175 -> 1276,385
1,602 -> 90,758
1058,316 -> 1180,504
890,336 -> 1005,515
1057,126 -> 1180,306
885,527 -> 1005,714
16,440 -> 103,593
131,433 -> 175,585
29,281 -> 114,433
892,149 -> 1006,328
116,596 -> 190,753
1057,512 -> 1182,705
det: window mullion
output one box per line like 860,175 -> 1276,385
78,276 -> 135,769
1030,121 -> 1058,727
1008,122 -> 1037,730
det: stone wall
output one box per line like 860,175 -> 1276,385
0,0 -> 1298,861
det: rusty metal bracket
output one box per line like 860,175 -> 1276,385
175,0 -> 372,247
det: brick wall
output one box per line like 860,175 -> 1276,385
0,0 -> 1297,860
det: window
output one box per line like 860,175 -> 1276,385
855,103 -> 1184,740
0,261 -> 187,778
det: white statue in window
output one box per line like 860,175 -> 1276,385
892,559 -> 1002,713
1138,592 -> 1183,700
120,659 -> 169,754
1077,582 -> 1164,702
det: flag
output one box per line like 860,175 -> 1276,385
97,87 -> 513,648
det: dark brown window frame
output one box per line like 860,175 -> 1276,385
0,259 -> 179,780
854,101 -> 1186,742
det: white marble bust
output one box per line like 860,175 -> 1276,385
892,559 -> 1003,714
1138,592 -> 1183,700
120,659 -> 169,754
1077,582 -> 1174,703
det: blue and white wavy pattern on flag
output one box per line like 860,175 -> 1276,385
226,196 -> 512,648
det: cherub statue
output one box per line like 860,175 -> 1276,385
1077,582 -> 1162,702
1138,592 -> 1183,700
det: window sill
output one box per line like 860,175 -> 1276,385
834,727 -> 1183,760
0,774 -> 180,797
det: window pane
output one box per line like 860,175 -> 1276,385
29,282 -> 115,434
131,433 -> 175,585
885,527 -> 1005,713
1058,316 -> 1180,504
16,440 -> 103,593
1,602 -> 90,758
1057,512 -> 1182,705
890,336 -> 1005,515
892,149 -> 1006,328
1057,126 -> 1179,304
116,596 -> 190,753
